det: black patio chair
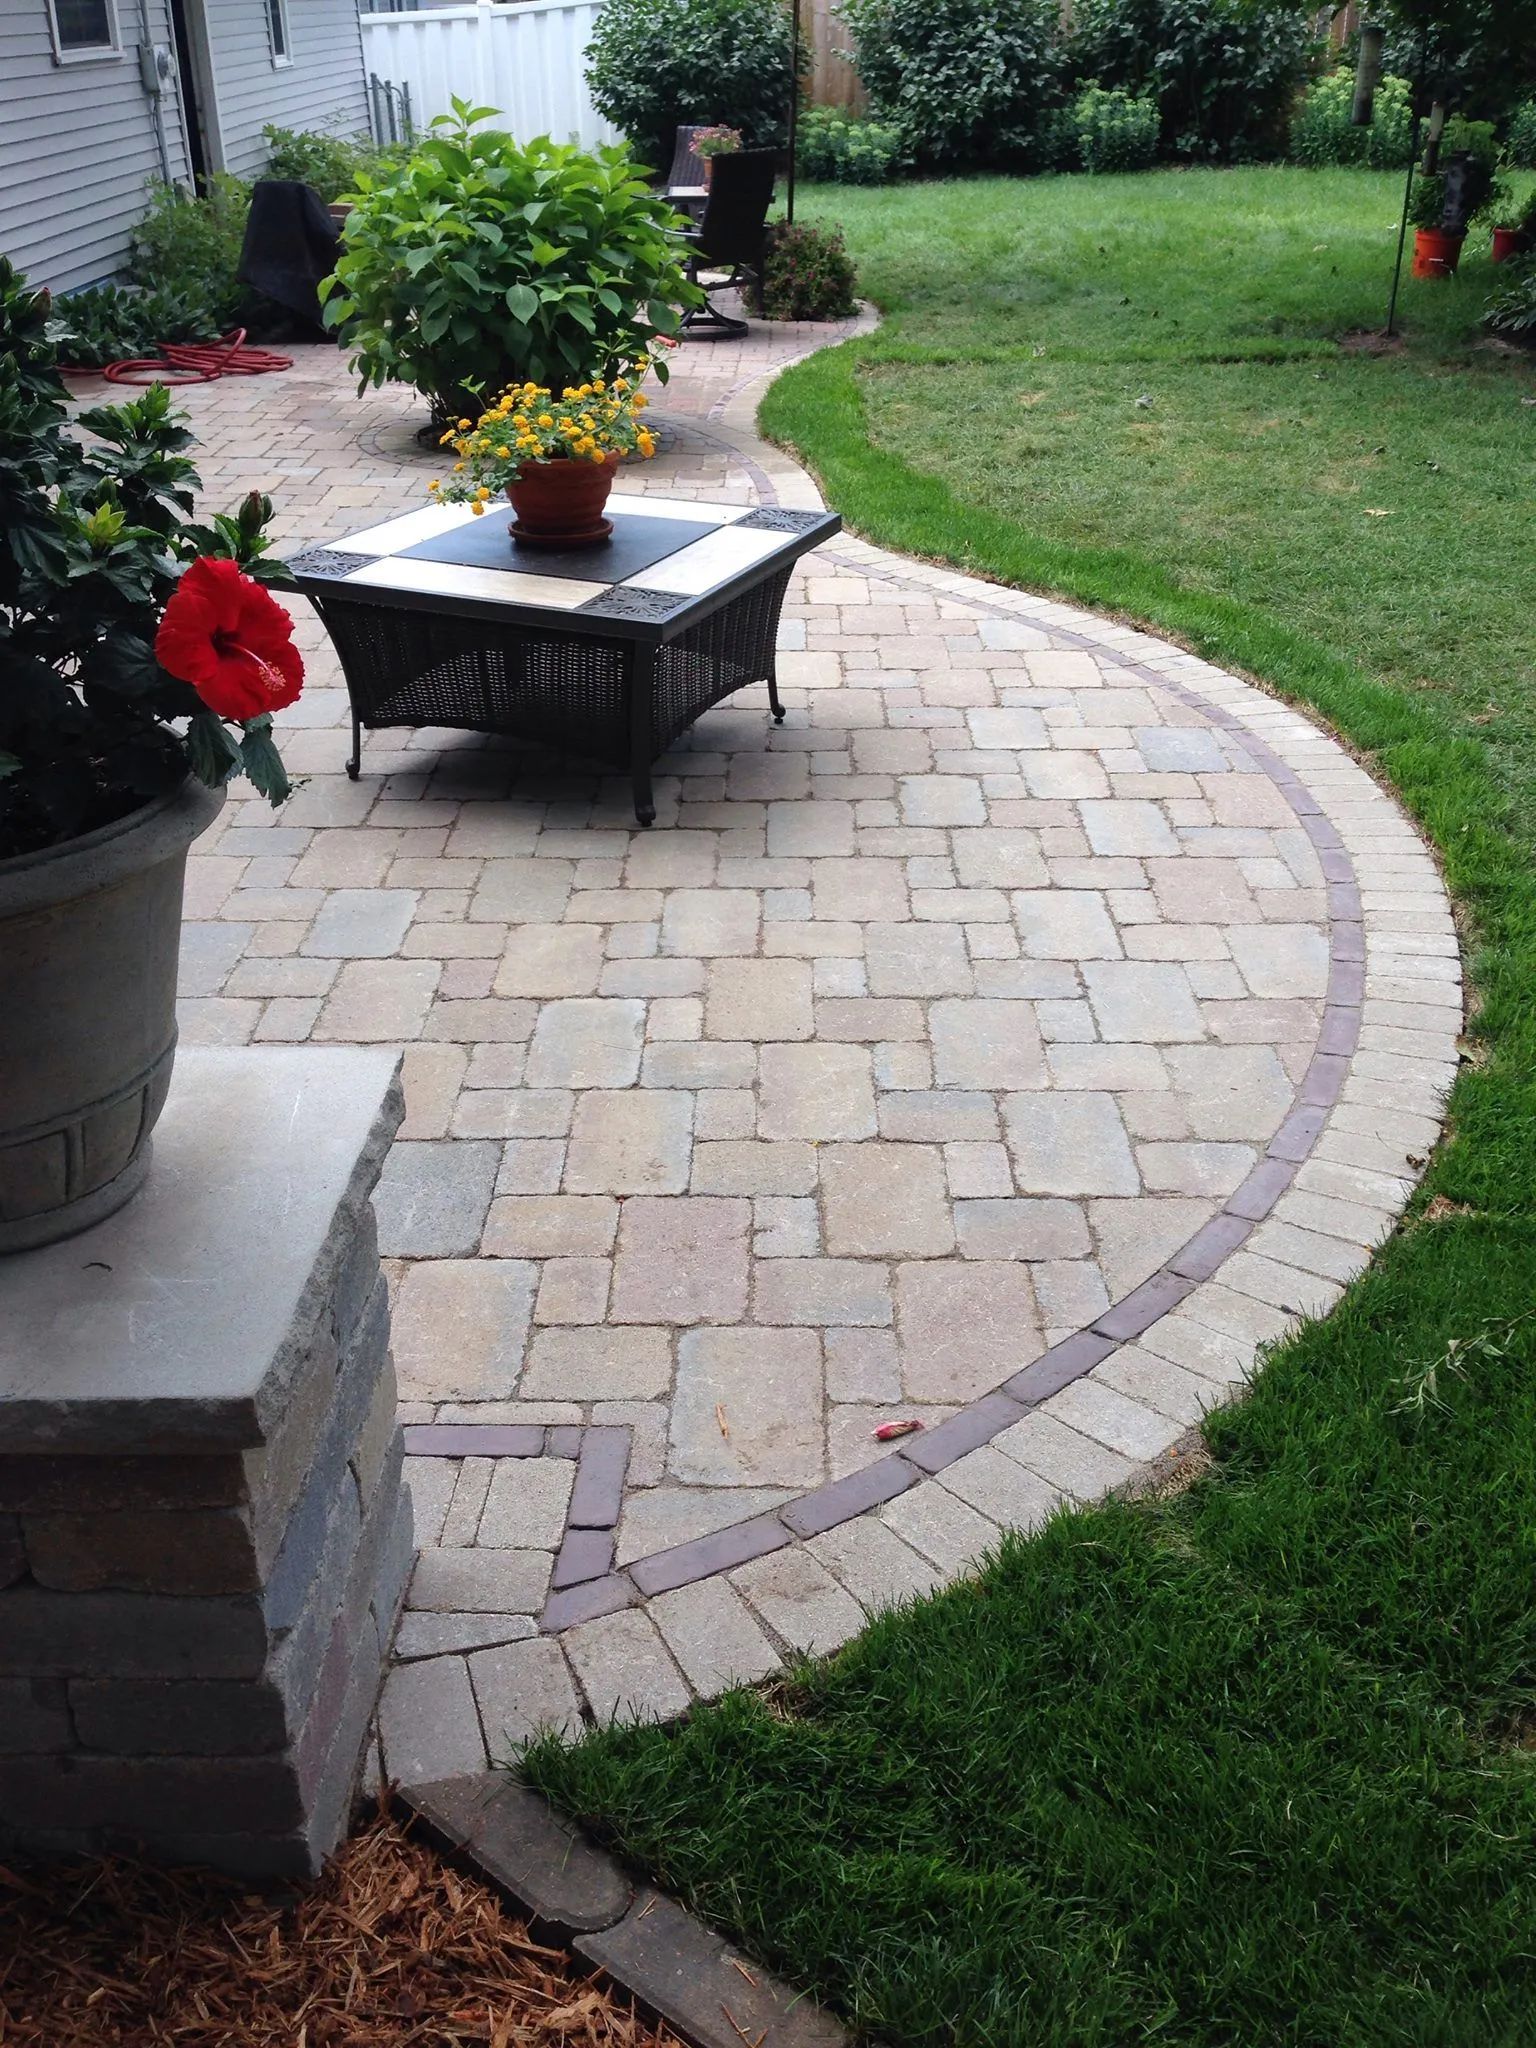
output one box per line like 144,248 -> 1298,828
678,150 -> 777,341
666,124 -> 707,200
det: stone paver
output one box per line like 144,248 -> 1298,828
157,312 -> 1455,1776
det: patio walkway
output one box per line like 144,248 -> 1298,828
158,312 -> 1461,1784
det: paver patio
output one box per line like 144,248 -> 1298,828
148,305 -> 1461,1782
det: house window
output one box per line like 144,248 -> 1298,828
47,0 -> 122,62
266,0 -> 291,65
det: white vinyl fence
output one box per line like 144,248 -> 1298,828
359,0 -> 621,152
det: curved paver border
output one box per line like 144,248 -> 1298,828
381,311 -> 1463,1759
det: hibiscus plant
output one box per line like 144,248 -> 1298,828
0,258 -> 303,862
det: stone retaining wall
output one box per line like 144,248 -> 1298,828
0,1047 -> 410,1877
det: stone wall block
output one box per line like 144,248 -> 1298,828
0,1677 -> 73,1753
245,1315 -> 342,1573
0,1514 -> 24,1587
351,1353 -> 401,1507
23,1506 -> 260,1596
0,1454 -> 247,1516
68,1678 -> 290,1758
0,1587 -> 269,1681
334,1202 -> 382,1343
0,1754 -> 305,1837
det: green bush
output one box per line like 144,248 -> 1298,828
128,174 -> 251,329
50,282 -> 215,367
1071,85 -> 1159,172
840,0 -> 1065,172
262,121 -> 404,203
1508,98 -> 1536,167
795,106 -> 905,184
747,220 -> 858,320
1484,253 -> 1536,335
1065,0 -> 1315,161
1290,68 -> 1415,168
584,0 -> 802,172
321,102 -> 698,424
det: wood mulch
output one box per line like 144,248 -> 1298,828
0,1805 -> 683,2048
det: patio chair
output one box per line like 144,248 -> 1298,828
666,124 -> 708,201
678,150 -> 777,341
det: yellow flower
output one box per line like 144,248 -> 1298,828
496,445 -> 511,459
537,413 -> 554,428
453,461 -> 466,472
439,429 -> 456,446
592,378 -> 606,393
457,417 -> 471,429
637,430 -> 655,458
632,393 -> 648,409
471,501 -> 485,515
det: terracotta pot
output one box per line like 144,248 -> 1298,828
0,776 -> 223,1252
703,157 -> 714,188
1492,225 -> 1527,264
506,453 -> 620,547
1412,227 -> 1466,279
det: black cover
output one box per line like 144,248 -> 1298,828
237,180 -> 341,333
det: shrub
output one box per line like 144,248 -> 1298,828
1065,0 -> 1316,162
129,174 -> 251,329
1071,85 -> 1159,172
747,220 -> 857,320
0,260 -> 297,856
50,282 -> 215,367
840,0 -> 1065,173
262,121 -> 403,203
794,106 -> 905,183
1509,98 -> 1536,168
1290,68 -> 1416,168
585,0 -> 802,172
1484,254 -> 1536,335
321,103 -> 698,424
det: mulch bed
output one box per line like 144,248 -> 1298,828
0,1805 -> 684,2048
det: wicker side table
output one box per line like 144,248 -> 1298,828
290,495 -> 840,825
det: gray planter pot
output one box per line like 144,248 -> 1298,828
0,778 -> 224,1253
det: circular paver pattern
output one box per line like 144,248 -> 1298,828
159,313 -> 1461,1779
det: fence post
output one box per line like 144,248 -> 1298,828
475,0 -> 496,115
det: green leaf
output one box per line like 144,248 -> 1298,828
505,283 -> 540,323
238,715 -> 291,807
184,711 -> 242,790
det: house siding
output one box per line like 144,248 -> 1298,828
204,0 -> 371,177
0,0 -> 193,293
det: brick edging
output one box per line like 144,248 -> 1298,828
401,1773 -> 849,2048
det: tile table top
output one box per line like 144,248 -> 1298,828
290,493 -> 840,641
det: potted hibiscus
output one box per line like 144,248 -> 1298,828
430,372 -> 659,546
0,259 -> 303,1251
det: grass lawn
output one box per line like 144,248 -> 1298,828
524,170 -> 1536,2046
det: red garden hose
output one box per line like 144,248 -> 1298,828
102,329 -> 293,384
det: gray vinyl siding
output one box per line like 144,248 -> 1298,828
203,0 -> 370,177
0,0 -> 193,293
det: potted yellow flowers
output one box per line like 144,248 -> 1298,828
429,374 -> 658,547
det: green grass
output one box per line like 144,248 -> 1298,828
524,170 -> 1536,2045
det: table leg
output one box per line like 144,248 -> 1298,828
629,645 -> 657,827
345,706 -> 362,781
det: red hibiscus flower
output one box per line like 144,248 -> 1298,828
155,557 -> 303,721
